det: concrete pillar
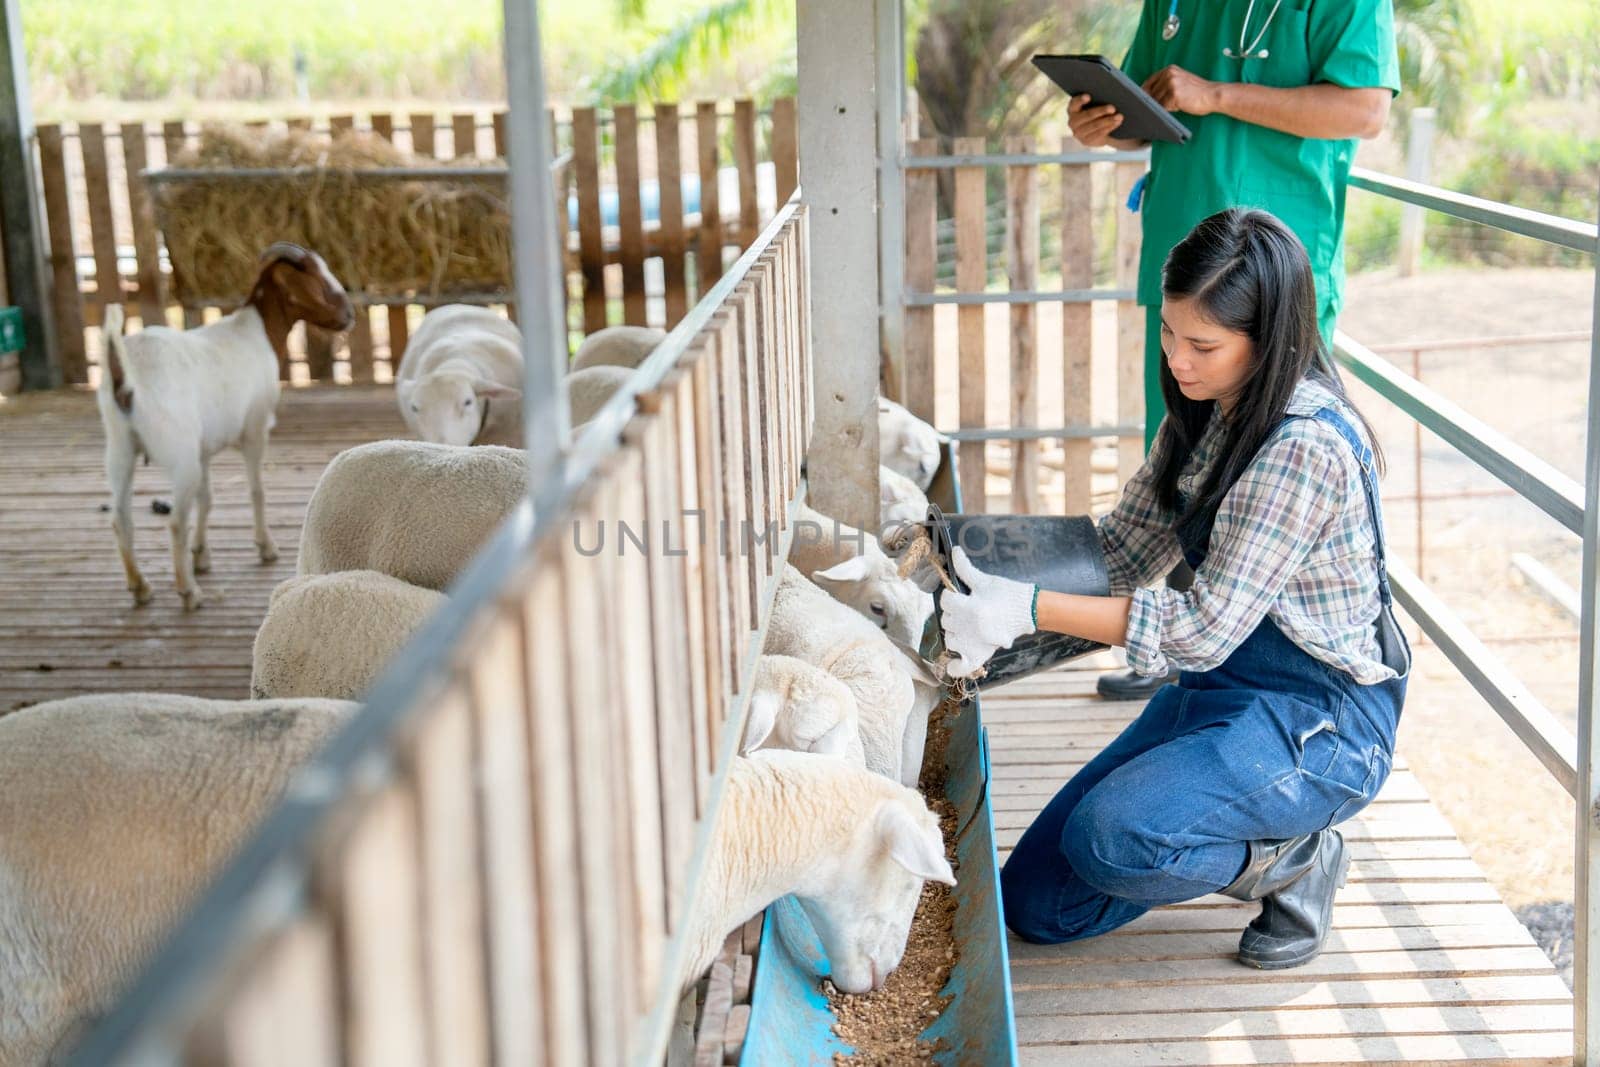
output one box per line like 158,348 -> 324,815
0,0 -> 59,391
798,0 -> 901,533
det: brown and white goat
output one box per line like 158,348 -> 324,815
97,243 -> 352,609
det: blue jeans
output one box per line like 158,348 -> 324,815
1001,616 -> 1401,943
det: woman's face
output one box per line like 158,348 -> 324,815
1160,296 -> 1254,413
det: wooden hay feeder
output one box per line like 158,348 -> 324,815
147,125 -> 513,307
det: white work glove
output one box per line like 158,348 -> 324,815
939,547 -> 1038,678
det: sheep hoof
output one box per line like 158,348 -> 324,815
257,540 -> 279,564
192,546 -> 212,574
180,587 -> 205,611
130,581 -> 153,607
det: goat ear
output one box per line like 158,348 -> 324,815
472,378 -> 522,401
815,556 -> 873,584
878,801 -> 956,886
740,688 -> 781,754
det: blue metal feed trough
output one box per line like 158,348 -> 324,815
740,696 -> 1019,1065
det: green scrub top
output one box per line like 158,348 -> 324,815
1121,0 -> 1401,325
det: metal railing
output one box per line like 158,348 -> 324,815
1336,165 -> 1600,1062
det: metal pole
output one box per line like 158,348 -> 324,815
1398,107 -> 1435,277
1413,348 -> 1424,580
0,0 -> 59,390
1573,166 -> 1600,1066
875,0 -> 906,405
502,0 -> 570,504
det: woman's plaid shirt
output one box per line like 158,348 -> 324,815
1099,377 -> 1397,684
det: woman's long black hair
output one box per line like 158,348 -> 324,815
1150,208 -> 1384,550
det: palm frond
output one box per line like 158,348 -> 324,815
587,0 -> 792,104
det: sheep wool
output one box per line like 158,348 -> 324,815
0,694 -> 355,1066
298,440 -> 526,591
252,571 -> 446,700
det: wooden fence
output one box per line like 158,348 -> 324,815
31,98 -> 797,387
69,202 -> 811,1067
901,138 -> 1147,515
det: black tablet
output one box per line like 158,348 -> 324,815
1032,54 -> 1192,145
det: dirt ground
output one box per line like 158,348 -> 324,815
930,264 -> 1596,918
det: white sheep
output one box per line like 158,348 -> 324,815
98,244 -> 353,610
680,749 -> 954,995
570,324 -> 667,371
741,655 -> 865,766
567,364 -> 633,427
765,566 -> 918,786
395,304 -> 524,447
879,397 -> 944,491
251,571 -> 446,700
788,502 -> 934,652
298,440 -> 526,591
879,463 -> 930,530
0,693 -> 355,1065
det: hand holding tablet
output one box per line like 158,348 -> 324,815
1032,54 -> 1193,145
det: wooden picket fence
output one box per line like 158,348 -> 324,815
70,202 -> 811,1067
30,98 -> 796,388
901,136 -> 1148,516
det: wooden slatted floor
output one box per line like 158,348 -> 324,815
988,661 -> 1575,1066
0,386 -> 408,712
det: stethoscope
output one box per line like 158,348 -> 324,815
1162,0 -> 1283,60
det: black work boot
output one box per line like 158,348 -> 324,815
1220,829 -> 1349,969
1095,668 -> 1180,699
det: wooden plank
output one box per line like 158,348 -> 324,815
1018,1002 -> 1573,1046
696,102 -> 722,293
162,115 -> 204,326
771,96 -> 798,206
468,614 -> 542,1065
1013,972 -> 1573,1018
686,350 -> 725,812
572,107 -> 608,333
492,110 -> 508,158
1060,149 -> 1094,514
654,104 -> 689,325
77,123 -> 123,310
285,117 -> 312,133
734,291 -> 767,634
561,491 -> 627,1064
1114,160 -> 1145,486
1006,137 -> 1040,513
195,918 -> 341,1067
410,112 -> 437,157
305,114 -> 348,383
1010,945 -> 1556,990
630,389 -> 696,926
1017,1030 -> 1575,1067
407,686 -> 491,1067
713,312 -> 751,714
453,111 -> 477,158
614,104 -> 648,326
1008,921 -> 1539,965
35,125 -> 87,383
903,139 -> 938,424
120,122 -> 165,326
370,115 -> 409,366
733,99 -> 759,248
953,136 -> 987,507
1104,900 -> 1544,935
330,786 -> 429,1067
346,304 -> 375,383
520,552 -> 590,1067
610,447 -> 669,1006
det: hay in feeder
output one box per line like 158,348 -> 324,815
153,124 -> 511,304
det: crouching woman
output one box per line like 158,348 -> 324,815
939,207 -> 1410,969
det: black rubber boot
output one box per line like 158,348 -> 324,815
1094,668 -> 1180,700
1220,829 -> 1349,970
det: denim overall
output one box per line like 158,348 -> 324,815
1001,407 -> 1411,944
